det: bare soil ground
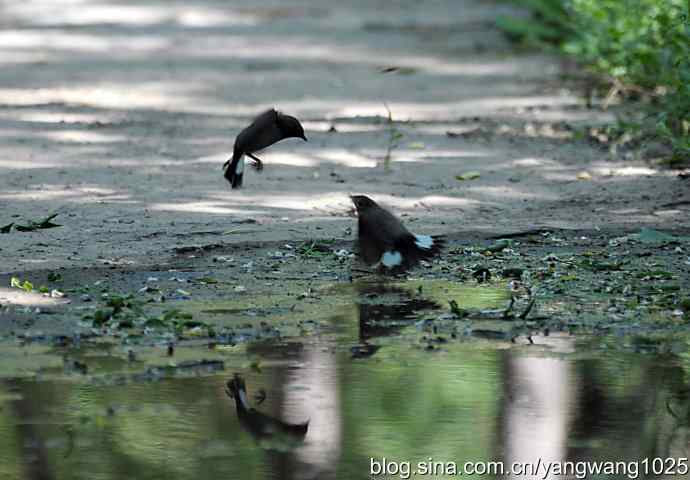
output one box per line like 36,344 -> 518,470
1,0 -> 688,279
1,0 -> 689,348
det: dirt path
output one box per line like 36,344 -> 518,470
1,0 -> 689,276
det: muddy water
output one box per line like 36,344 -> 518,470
0,284 -> 688,479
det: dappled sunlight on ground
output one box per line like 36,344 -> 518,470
464,185 -> 558,201
0,288 -> 68,307
189,149 -> 491,169
8,111 -> 116,124
148,192 -> 484,217
390,149 -> 492,162
511,157 -> 558,168
0,185 -> 128,202
358,194 -> 481,210
0,0 -> 686,274
0,50 -> 51,65
0,158 -> 62,170
0,84 -> 197,111
335,96 -> 580,121
2,2 -> 262,28
301,121 -> 384,133
308,150 -> 378,168
208,192 -> 351,213
0,92 -> 583,120
148,201 -> 267,216
182,37 -> 558,78
40,130 -> 128,144
0,30 -> 169,52
591,165 -> 659,177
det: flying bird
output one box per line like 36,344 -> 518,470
223,108 -> 307,188
350,195 -> 445,273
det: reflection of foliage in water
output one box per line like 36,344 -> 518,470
0,341 -> 689,479
338,347 -> 502,478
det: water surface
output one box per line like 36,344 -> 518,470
0,284 -> 688,480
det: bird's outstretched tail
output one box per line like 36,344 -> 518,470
223,153 -> 244,189
225,374 -> 251,411
224,374 -> 310,444
381,234 -> 445,271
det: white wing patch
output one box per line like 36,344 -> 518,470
381,250 -> 402,267
235,156 -> 245,174
414,234 -> 433,250
237,388 -> 249,408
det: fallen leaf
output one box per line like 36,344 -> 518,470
14,214 -> 62,232
378,66 -> 417,75
456,171 -> 481,181
10,277 -> 33,292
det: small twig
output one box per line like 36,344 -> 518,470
383,101 -> 392,122
602,76 -> 646,109
602,79 -> 621,110
382,102 -> 397,171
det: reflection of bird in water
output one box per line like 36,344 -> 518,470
353,283 -> 439,358
225,374 -> 309,451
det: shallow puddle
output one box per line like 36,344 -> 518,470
1,339 -> 689,479
178,279 -> 511,336
0,279 -> 689,479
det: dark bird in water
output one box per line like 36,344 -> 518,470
223,109 -> 307,188
225,374 -> 309,450
350,195 -> 445,273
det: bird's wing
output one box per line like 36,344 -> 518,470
370,207 -> 411,242
234,109 -> 283,155
357,208 -> 405,265
249,108 -> 279,129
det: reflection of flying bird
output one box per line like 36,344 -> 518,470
225,374 -> 309,451
350,195 -> 445,273
223,109 -> 307,188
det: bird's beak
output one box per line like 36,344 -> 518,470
301,134 -> 308,141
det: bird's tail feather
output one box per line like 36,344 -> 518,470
224,154 -> 244,189
230,171 -> 243,189
381,234 -> 445,271
225,374 -> 251,411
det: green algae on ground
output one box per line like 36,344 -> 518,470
2,228 -> 689,369
0,344 -> 64,378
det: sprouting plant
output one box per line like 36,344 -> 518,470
297,241 -> 331,258
382,102 -> 404,171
